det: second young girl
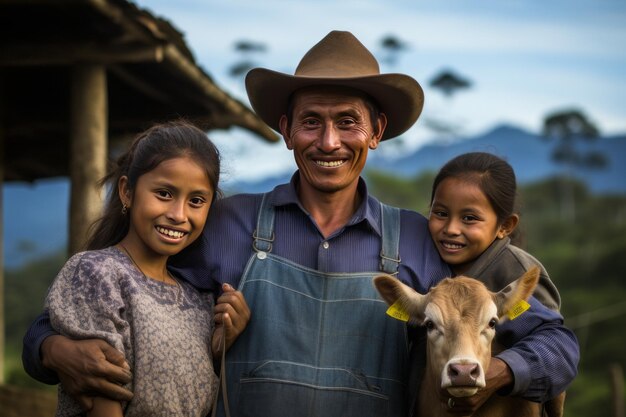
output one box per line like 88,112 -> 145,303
428,151 -> 561,311
45,121 -> 234,416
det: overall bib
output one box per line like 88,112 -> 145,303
220,195 -> 408,417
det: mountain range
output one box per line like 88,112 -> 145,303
229,124 -> 626,194
4,124 -> 625,268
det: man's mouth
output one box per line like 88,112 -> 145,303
315,159 -> 346,168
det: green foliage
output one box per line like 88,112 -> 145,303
4,249 -> 66,387
364,168 -> 435,215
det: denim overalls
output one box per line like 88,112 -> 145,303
219,194 -> 408,417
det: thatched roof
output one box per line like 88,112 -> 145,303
0,0 -> 279,182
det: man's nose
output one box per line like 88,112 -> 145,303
317,125 -> 341,152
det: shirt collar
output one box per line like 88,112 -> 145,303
268,171 -> 382,237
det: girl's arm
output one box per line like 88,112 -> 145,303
88,397 -> 123,417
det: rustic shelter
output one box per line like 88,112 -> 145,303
0,0 -> 278,384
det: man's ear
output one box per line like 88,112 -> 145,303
497,214 -> 519,239
369,113 -> 388,150
279,115 -> 293,150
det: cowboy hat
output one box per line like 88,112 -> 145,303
245,30 -> 424,140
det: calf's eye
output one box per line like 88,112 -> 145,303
488,318 -> 497,329
425,320 -> 436,332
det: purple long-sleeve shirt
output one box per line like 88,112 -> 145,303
23,174 -> 579,403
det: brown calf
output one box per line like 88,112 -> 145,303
374,267 -> 564,417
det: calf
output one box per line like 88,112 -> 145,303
374,267 -> 564,417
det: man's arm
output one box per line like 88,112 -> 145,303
23,311 -> 133,410
22,311 -> 61,384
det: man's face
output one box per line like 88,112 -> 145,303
279,87 -> 386,197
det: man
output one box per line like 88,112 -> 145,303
24,31 -> 578,416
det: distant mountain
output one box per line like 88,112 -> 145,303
4,124 -> 625,268
228,124 -> 626,194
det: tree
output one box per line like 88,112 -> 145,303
429,70 -> 471,98
228,39 -> 267,80
379,34 -> 408,67
542,109 -> 607,220
425,69 -> 472,139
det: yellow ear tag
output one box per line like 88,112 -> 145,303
386,301 -> 410,322
507,299 -> 531,320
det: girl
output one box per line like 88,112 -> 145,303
428,151 -> 561,311
46,121 -> 224,416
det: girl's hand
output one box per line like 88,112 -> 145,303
212,284 -> 251,357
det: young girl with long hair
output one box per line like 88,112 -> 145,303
46,121 -> 227,416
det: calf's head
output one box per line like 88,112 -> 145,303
373,267 -> 540,398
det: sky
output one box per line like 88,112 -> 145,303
3,0 -> 626,266
134,0 -> 626,183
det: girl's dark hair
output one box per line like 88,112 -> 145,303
86,120 -> 221,250
430,152 -> 517,225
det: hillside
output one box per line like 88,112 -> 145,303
4,124 -> 625,268
229,124 -> 626,194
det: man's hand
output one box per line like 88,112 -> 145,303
41,335 -> 133,411
440,357 -> 513,415
212,284 -> 251,357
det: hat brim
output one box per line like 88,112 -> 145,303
246,68 -> 424,140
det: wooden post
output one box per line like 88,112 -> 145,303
0,73 -> 5,383
69,65 -> 107,255
611,363 -> 625,417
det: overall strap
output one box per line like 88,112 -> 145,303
379,202 -> 401,275
253,193 -> 275,253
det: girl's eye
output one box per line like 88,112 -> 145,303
462,215 -> 479,222
432,210 -> 447,218
189,197 -> 206,207
156,190 -> 172,199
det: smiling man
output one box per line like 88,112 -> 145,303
24,31 -> 578,417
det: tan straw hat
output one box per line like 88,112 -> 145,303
245,30 -> 424,140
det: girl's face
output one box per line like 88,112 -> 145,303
121,155 -> 213,262
428,177 -> 510,275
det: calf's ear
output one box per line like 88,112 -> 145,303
494,266 -> 541,319
373,274 -> 428,321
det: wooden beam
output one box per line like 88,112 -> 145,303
0,43 -> 163,67
162,44 -> 279,142
69,64 -> 107,254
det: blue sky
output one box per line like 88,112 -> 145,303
134,0 -> 626,182
3,0 -> 626,266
